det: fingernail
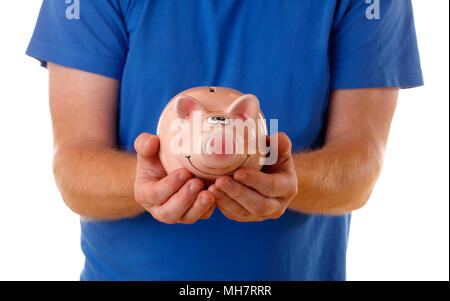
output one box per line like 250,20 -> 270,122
213,189 -> 223,199
178,172 -> 188,181
223,179 -> 233,188
237,172 -> 247,180
208,186 -> 222,199
190,182 -> 201,193
200,196 -> 211,206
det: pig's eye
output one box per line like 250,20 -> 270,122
206,116 -> 229,125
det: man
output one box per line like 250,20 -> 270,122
27,0 -> 423,280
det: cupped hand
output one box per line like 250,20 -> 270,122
209,132 -> 298,222
134,133 -> 215,224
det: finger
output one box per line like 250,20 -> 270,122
151,178 -> 204,224
199,192 -> 216,219
215,176 -> 275,216
181,190 -> 215,223
214,196 -> 265,222
233,168 -> 294,199
214,179 -> 281,217
266,132 -> 292,158
209,184 -> 250,219
135,133 -> 166,179
219,205 -> 253,222
276,132 -> 292,157
199,204 -> 216,219
218,199 -> 283,222
135,168 -> 192,207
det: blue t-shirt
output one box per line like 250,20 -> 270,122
27,0 -> 423,281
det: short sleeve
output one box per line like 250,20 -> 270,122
330,0 -> 423,90
26,0 -> 128,80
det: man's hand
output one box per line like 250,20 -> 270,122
134,133 -> 216,224
209,133 -> 298,222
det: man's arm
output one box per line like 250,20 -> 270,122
290,88 -> 398,215
211,88 -> 398,220
49,63 -> 215,221
49,63 -> 144,220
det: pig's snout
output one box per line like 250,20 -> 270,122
204,131 -> 235,157
201,131 -> 238,167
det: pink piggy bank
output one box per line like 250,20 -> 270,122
156,87 -> 268,180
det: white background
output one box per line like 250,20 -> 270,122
0,1 -> 448,281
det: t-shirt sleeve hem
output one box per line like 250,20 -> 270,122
331,68 -> 424,90
26,39 -> 124,80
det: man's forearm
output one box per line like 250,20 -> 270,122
289,137 -> 384,215
53,143 -> 145,220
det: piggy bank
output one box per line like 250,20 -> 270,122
156,87 -> 268,180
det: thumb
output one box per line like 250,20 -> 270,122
135,132 -> 160,157
134,133 -> 166,179
276,132 -> 292,158
265,132 -> 292,158
263,132 -> 293,173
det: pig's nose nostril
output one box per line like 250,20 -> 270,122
209,87 -> 216,93
208,138 -> 215,149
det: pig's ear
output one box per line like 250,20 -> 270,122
175,94 -> 205,120
227,94 -> 260,120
